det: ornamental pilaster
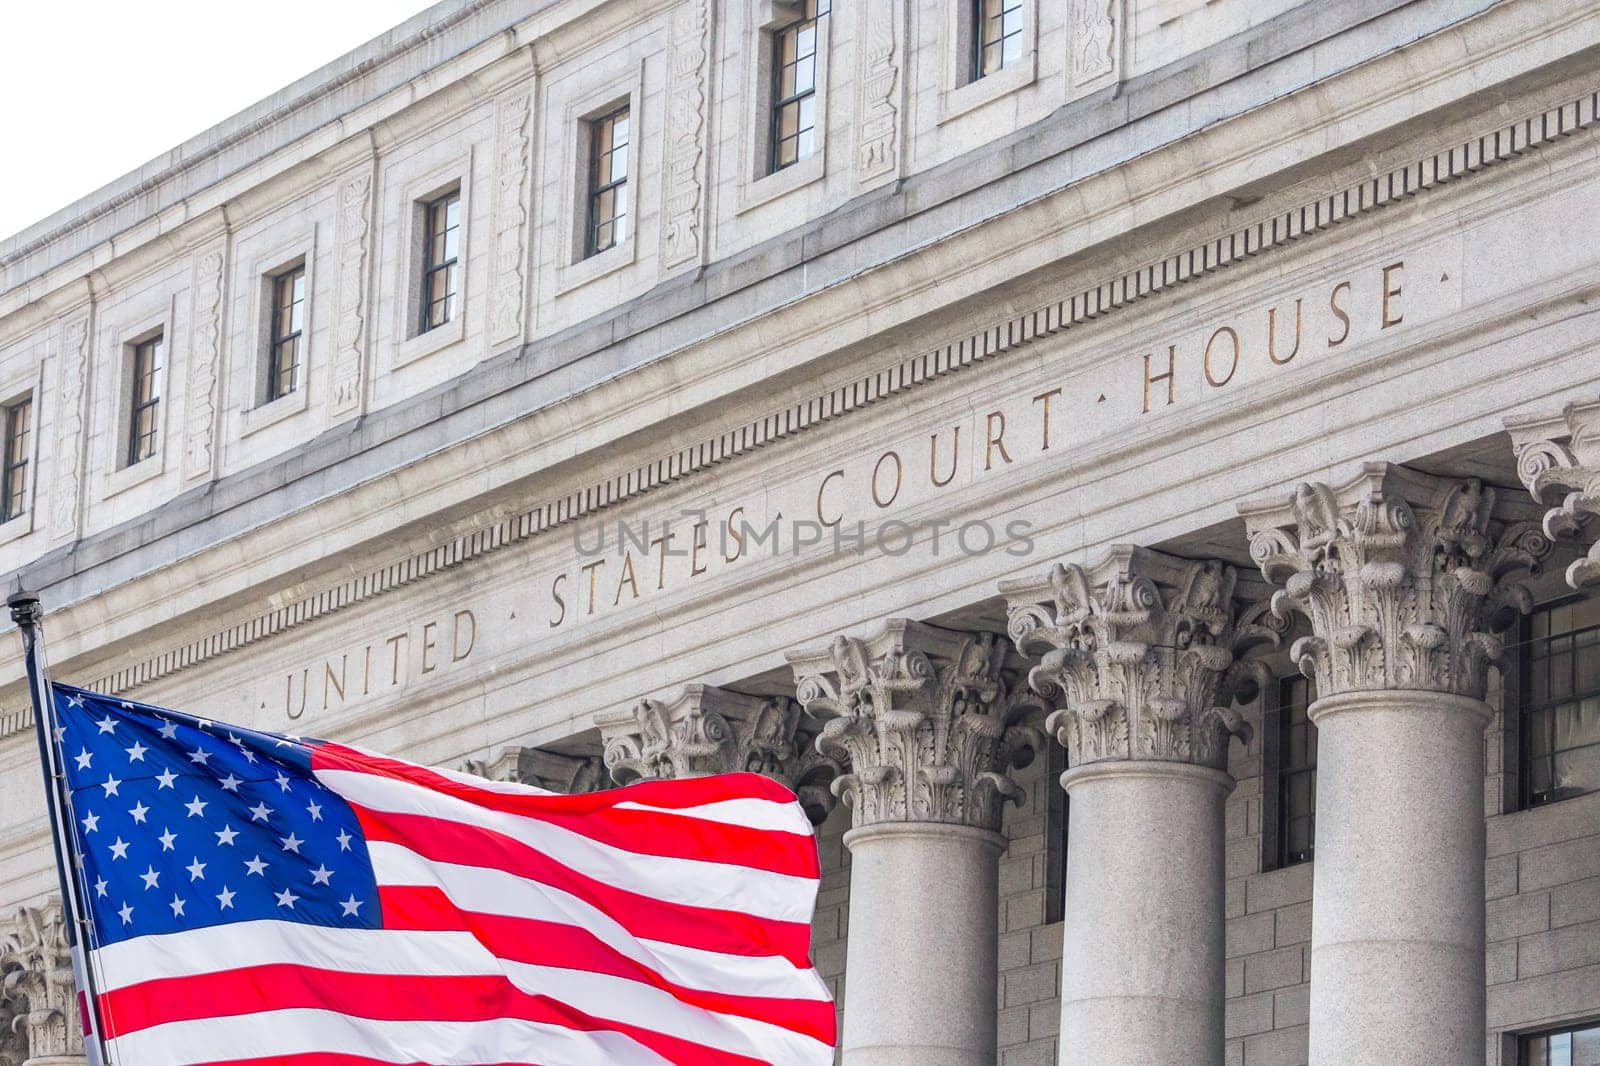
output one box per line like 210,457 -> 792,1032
460,746 -> 605,794
785,620 -> 1043,832
0,898 -> 83,1065
1507,397 -> 1600,590
1240,462 -> 1549,700
596,686 -> 840,824
1001,546 -> 1276,772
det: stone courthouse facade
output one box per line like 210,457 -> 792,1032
3,0 -> 1600,1062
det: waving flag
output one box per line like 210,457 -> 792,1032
49,683 -> 836,1065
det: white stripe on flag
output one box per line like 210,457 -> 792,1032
319,767 -> 818,922
370,841 -> 833,1000
93,917 -> 832,1065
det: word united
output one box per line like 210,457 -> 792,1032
56,684 -> 835,1065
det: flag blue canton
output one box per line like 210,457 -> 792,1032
53,684 -> 380,946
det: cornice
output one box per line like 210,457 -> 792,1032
0,84 -> 1592,742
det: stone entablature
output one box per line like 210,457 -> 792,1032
1001,546 -> 1275,772
596,685 -> 839,825
1508,396 -> 1600,590
787,621 -> 1042,833
0,898 -> 82,1065
1241,464 -> 1550,701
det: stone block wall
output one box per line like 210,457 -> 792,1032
997,750 -> 1062,1066
1222,696 -> 1311,1065
1485,789 -> 1600,1063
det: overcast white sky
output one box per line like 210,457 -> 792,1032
0,1 -> 433,242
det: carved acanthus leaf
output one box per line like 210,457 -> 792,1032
1001,547 -> 1270,772
460,746 -> 605,795
597,686 -> 840,824
1242,463 -> 1550,698
787,621 -> 1042,832
1507,399 -> 1600,590
0,898 -> 81,1061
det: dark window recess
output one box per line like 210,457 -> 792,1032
1043,737 -> 1067,924
128,335 -> 163,467
973,0 -> 1023,80
1,395 -> 30,522
586,107 -> 630,257
1521,598 -> 1600,808
267,265 -> 305,401
1263,674 -> 1318,870
1520,1019 -> 1600,1065
419,191 -> 461,333
770,0 -> 825,173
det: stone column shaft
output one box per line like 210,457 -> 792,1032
789,620 -> 1040,1066
1243,464 -> 1548,1065
1004,546 -> 1271,1066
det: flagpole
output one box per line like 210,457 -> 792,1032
8,590 -> 111,1066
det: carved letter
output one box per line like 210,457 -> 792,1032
1033,387 -> 1062,451
420,621 -> 439,674
985,411 -> 1014,470
1328,280 -> 1351,347
1204,326 -> 1239,388
817,470 -> 845,528
1381,261 -> 1404,329
1268,299 -> 1303,365
872,451 -> 902,508
453,610 -> 477,661
549,574 -> 568,629
1143,346 -> 1176,412
930,426 -> 961,488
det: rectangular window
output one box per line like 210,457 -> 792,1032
1520,1020 -> 1600,1065
267,264 -> 306,402
1521,598 -> 1600,808
1,394 -> 30,522
586,106 -> 630,257
127,335 -> 163,467
973,0 -> 1023,80
1264,674 -> 1318,869
770,0 -> 826,173
419,191 -> 461,334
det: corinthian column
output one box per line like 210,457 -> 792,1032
0,898 -> 86,1066
596,685 -> 841,824
787,621 -> 1041,1066
1002,547 -> 1271,1066
1508,396 -> 1600,589
1242,464 -> 1548,1066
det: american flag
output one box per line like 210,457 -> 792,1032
51,683 -> 836,1065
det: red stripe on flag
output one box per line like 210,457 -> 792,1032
188,1049 -> 544,1056
315,742 -> 800,809
98,965 -> 773,1066
379,884 -> 836,1044
353,805 -> 815,966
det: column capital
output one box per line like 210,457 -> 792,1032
596,686 -> 840,824
1241,462 -> 1550,701
460,746 -> 605,794
0,897 -> 83,1064
1001,545 -> 1276,772
786,620 -> 1043,833
1507,397 -> 1600,590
